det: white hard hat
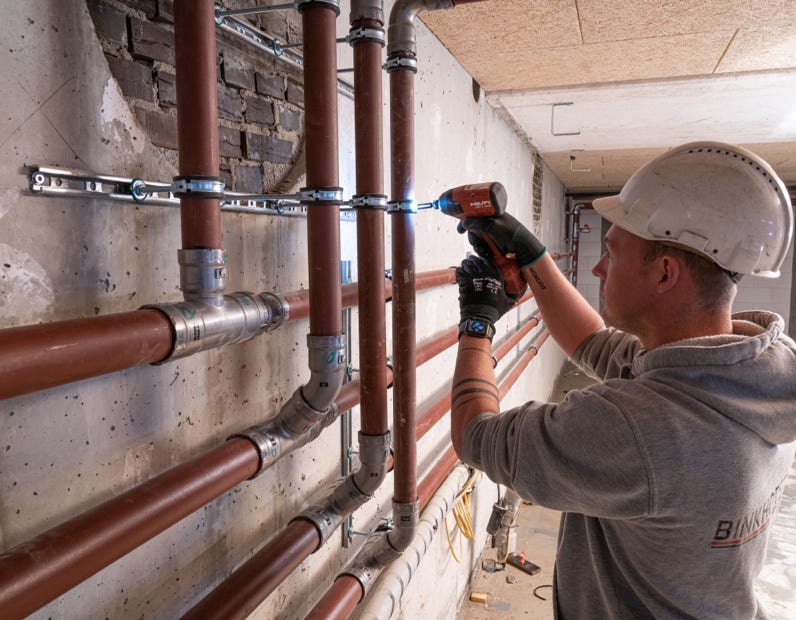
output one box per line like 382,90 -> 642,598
592,141 -> 794,277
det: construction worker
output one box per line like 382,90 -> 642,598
451,141 -> 796,619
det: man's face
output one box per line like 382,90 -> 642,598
591,225 -> 658,334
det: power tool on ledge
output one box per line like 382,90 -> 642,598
418,181 -> 525,295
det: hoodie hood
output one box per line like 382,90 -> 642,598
632,311 -> 796,445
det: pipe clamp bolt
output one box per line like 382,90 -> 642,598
352,194 -> 388,210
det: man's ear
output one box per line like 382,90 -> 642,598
655,255 -> 681,292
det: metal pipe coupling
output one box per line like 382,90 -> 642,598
353,432 -> 392,496
343,534 -> 402,596
350,0 -> 384,24
179,248 -> 227,306
386,499 -> 419,552
144,291 -> 287,362
233,401 -> 339,478
386,0 -> 454,58
301,334 -> 346,413
294,431 -> 391,546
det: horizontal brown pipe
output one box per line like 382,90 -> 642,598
0,309 -> 173,400
0,266 -> 457,401
182,519 -> 321,620
304,575 -> 363,620
499,332 -> 550,400
0,439 -> 259,619
418,446 -> 459,510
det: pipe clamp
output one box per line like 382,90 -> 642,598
352,194 -> 388,210
383,56 -> 418,73
297,0 -> 341,15
348,26 -> 385,46
172,176 -> 226,199
299,186 -> 344,204
386,199 -> 416,213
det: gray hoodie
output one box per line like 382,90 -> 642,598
463,311 -> 796,619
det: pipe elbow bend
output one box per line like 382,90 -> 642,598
300,334 -> 347,413
386,499 -> 419,552
387,0 -> 455,57
352,431 -> 391,496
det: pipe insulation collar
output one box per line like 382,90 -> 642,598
144,291 -> 287,362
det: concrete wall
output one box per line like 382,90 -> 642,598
0,1 -> 567,619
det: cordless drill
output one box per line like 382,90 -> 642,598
420,182 -> 525,295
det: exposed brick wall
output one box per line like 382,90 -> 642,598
87,0 -> 305,193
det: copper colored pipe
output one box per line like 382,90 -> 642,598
415,268 -> 455,289
499,331 -> 550,400
0,439 -> 258,618
303,4 -> 342,336
174,0 -> 222,250
180,376 -> 380,619
306,444 -> 460,620
390,66 -> 418,505
418,446 -> 458,509
415,326 -> 457,366
305,576 -> 363,620
493,314 -> 540,360
0,309 -> 172,400
354,20 -> 388,436
182,519 -> 321,620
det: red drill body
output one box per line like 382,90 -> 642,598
430,182 -> 525,295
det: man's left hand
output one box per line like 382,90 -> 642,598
456,256 -> 518,325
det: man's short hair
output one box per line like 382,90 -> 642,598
643,241 -> 738,310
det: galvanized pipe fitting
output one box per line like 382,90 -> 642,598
386,0 -> 454,58
350,0 -> 384,24
178,248 -> 227,306
236,401 -> 339,477
144,291 -> 287,362
343,533 -> 403,596
386,499 -> 419,552
294,431 -> 391,545
301,333 -> 346,412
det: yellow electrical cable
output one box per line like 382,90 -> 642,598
444,470 -> 482,562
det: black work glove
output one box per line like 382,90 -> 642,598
457,213 -> 546,268
456,256 -> 517,326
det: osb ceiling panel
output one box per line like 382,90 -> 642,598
422,1 -> 796,193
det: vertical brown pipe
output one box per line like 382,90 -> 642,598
0,439 -> 259,619
353,19 -> 388,436
174,0 -> 222,250
390,67 -> 418,504
302,4 -> 343,336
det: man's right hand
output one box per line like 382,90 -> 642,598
458,213 -> 546,268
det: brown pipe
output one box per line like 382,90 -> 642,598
0,439 -> 259,619
415,268 -> 455,289
353,16 -> 388,436
305,444 -> 461,620
302,3 -> 342,336
498,332 -> 550,400
174,0 -> 222,250
305,576 -> 363,620
390,66 -> 418,505
418,446 -> 458,509
493,314 -> 540,361
0,264 -> 461,402
0,309 -> 172,400
182,519 -> 321,620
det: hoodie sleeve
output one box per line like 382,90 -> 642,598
462,386 -> 651,519
573,327 -> 643,382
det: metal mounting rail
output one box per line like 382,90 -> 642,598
214,10 -> 355,100
27,166 -> 314,217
